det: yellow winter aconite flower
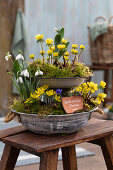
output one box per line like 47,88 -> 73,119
91,98 -> 101,105
82,87 -> 90,94
40,50 -> 45,55
46,89 -> 56,96
87,82 -> 98,93
35,34 -> 43,40
46,57 -> 49,60
53,52 -> 58,57
29,54 -> 34,59
35,87 -> 46,97
80,83 -> 90,94
97,93 -> 107,102
72,44 -> 78,48
82,83 -> 87,88
46,38 -> 53,45
74,50 -> 78,54
51,46 -> 55,51
57,44 -> 66,49
30,92 -> 39,100
42,84 -> 49,90
64,52 -> 69,56
100,81 -> 106,88
64,56 -> 69,60
75,86 -> 82,92
55,94 -> 61,102
80,44 -> 85,49
71,49 -> 78,54
24,98 -> 33,104
47,50 -> 53,55
71,49 -> 75,53
62,38 -> 67,44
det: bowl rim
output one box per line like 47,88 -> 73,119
34,76 -> 92,80
11,107 -> 98,118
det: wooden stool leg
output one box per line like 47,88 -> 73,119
39,149 -> 59,170
62,145 -> 78,170
0,144 -> 20,170
100,136 -> 113,170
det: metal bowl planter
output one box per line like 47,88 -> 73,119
35,77 -> 92,88
12,107 -> 97,135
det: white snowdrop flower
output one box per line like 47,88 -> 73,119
35,70 -> 43,76
35,71 -> 39,76
54,28 -> 58,32
5,56 -> 9,61
17,77 -> 23,83
39,70 -> 43,75
16,54 -> 24,60
5,52 -> 11,61
21,69 -> 29,78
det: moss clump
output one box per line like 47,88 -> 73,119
33,60 -> 92,78
12,98 -> 65,115
12,98 -> 95,116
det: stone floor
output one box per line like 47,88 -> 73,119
15,142 -> 107,170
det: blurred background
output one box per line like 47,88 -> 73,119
0,0 -> 113,116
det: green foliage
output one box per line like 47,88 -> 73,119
12,60 -> 20,78
58,28 -> 64,38
65,42 -> 69,48
58,49 -> 67,57
54,34 -> 62,52
18,49 -> 23,55
54,28 -> 69,53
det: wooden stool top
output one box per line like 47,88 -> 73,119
0,118 -> 113,154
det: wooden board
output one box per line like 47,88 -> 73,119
0,126 -> 26,141
2,119 -> 113,153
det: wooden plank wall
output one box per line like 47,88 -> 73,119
0,0 -> 24,116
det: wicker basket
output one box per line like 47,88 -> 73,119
88,16 -> 113,65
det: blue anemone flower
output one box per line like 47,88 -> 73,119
56,89 -> 62,95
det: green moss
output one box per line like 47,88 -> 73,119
12,98 -> 65,115
35,60 -> 92,78
12,98 -> 95,116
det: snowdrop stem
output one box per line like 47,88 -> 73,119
21,59 -> 24,70
10,57 -> 14,64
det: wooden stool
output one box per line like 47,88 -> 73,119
0,118 -> 113,170
90,64 -> 113,106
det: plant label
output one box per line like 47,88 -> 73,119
62,96 -> 83,114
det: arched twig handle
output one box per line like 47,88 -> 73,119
4,111 -> 15,123
95,16 -> 106,22
108,16 -> 113,24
